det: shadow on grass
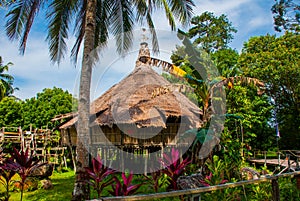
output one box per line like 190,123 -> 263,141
20,171 -> 75,201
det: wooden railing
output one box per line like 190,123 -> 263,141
89,171 -> 300,201
250,150 -> 300,173
0,127 -> 22,142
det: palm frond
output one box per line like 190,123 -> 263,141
19,0 -> 42,54
110,0 -> 134,56
0,65 -> 9,73
0,0 -> 16,7
94,0 -> 110,50
132,0 -> 159,53
0,81 -> 6,99
211,76 -> 265,95
133,0 -> 147,23
0,78 -> 15,100
213,76 -> 264,88
161,0 -> 176,30
71,0 -> 86,64
6,0 -> 31,41
145,11 -> 159,53
5,0 -> 42,54
169,0 -> 194,26
0,73 -> 14,81
46,0 -> 77,64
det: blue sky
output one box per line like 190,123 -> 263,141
0,0 -> 278,100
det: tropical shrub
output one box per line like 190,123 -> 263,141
109,172 -> 143,196
8,148 -> 46,201
85,156 -> 115,198
159,148 -> 191,190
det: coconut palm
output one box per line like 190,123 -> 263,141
0,0 -> 15,7
0,57 -> 16,100
4,0 -> 195,199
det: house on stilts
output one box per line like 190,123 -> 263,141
53,41 -> 203,173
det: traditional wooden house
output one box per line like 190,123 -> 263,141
54,42 -> 202,172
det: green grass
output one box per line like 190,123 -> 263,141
1,170 -> 75,201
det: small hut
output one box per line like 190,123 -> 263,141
55,42 -> 202,172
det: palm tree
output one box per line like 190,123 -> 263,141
0,56 -> 16,100
4,0 -> 195,199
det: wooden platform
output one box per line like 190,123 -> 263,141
249,158 -> 299,169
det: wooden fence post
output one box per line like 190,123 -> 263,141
272,178 -> 280,201
287,154 -> 291,171
295,175 -> 300,190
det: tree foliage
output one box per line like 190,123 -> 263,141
188,12 -> 237,53
0,87 -> 75,130
22,87 -> 75,130
0,57 -> 17,100
272,0 -> 300,32
0,97 -> 22,127
239,32 -> 300,149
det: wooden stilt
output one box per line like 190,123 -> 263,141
272,178 -> 280,201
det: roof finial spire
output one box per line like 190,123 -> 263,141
136,28 -> 150,66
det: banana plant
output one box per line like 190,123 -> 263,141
149,55 -> 264,124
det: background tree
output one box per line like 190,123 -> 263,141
239,32 -> 300,149
272,0 -> 300,32
211,48 -> 240,77
188,12 -> 237,53
0,57 -> 17,100
0,87 -> 75,129
21,87 -> 75,130
0,97 -> 22,127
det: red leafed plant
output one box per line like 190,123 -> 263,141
109,172 -> 143,196
84,155 -> 116,198
0,149 -> 16,201
9,148 -> 46,201
159,148 -> 191,190
199,172 -> 228,187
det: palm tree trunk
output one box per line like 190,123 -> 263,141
72,0 -> 96,200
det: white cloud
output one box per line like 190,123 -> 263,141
249,17 -> 269,29
194,0 -> 252,15
0,34 -> 80,100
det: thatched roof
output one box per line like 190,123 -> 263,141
59,43 -> 202,129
